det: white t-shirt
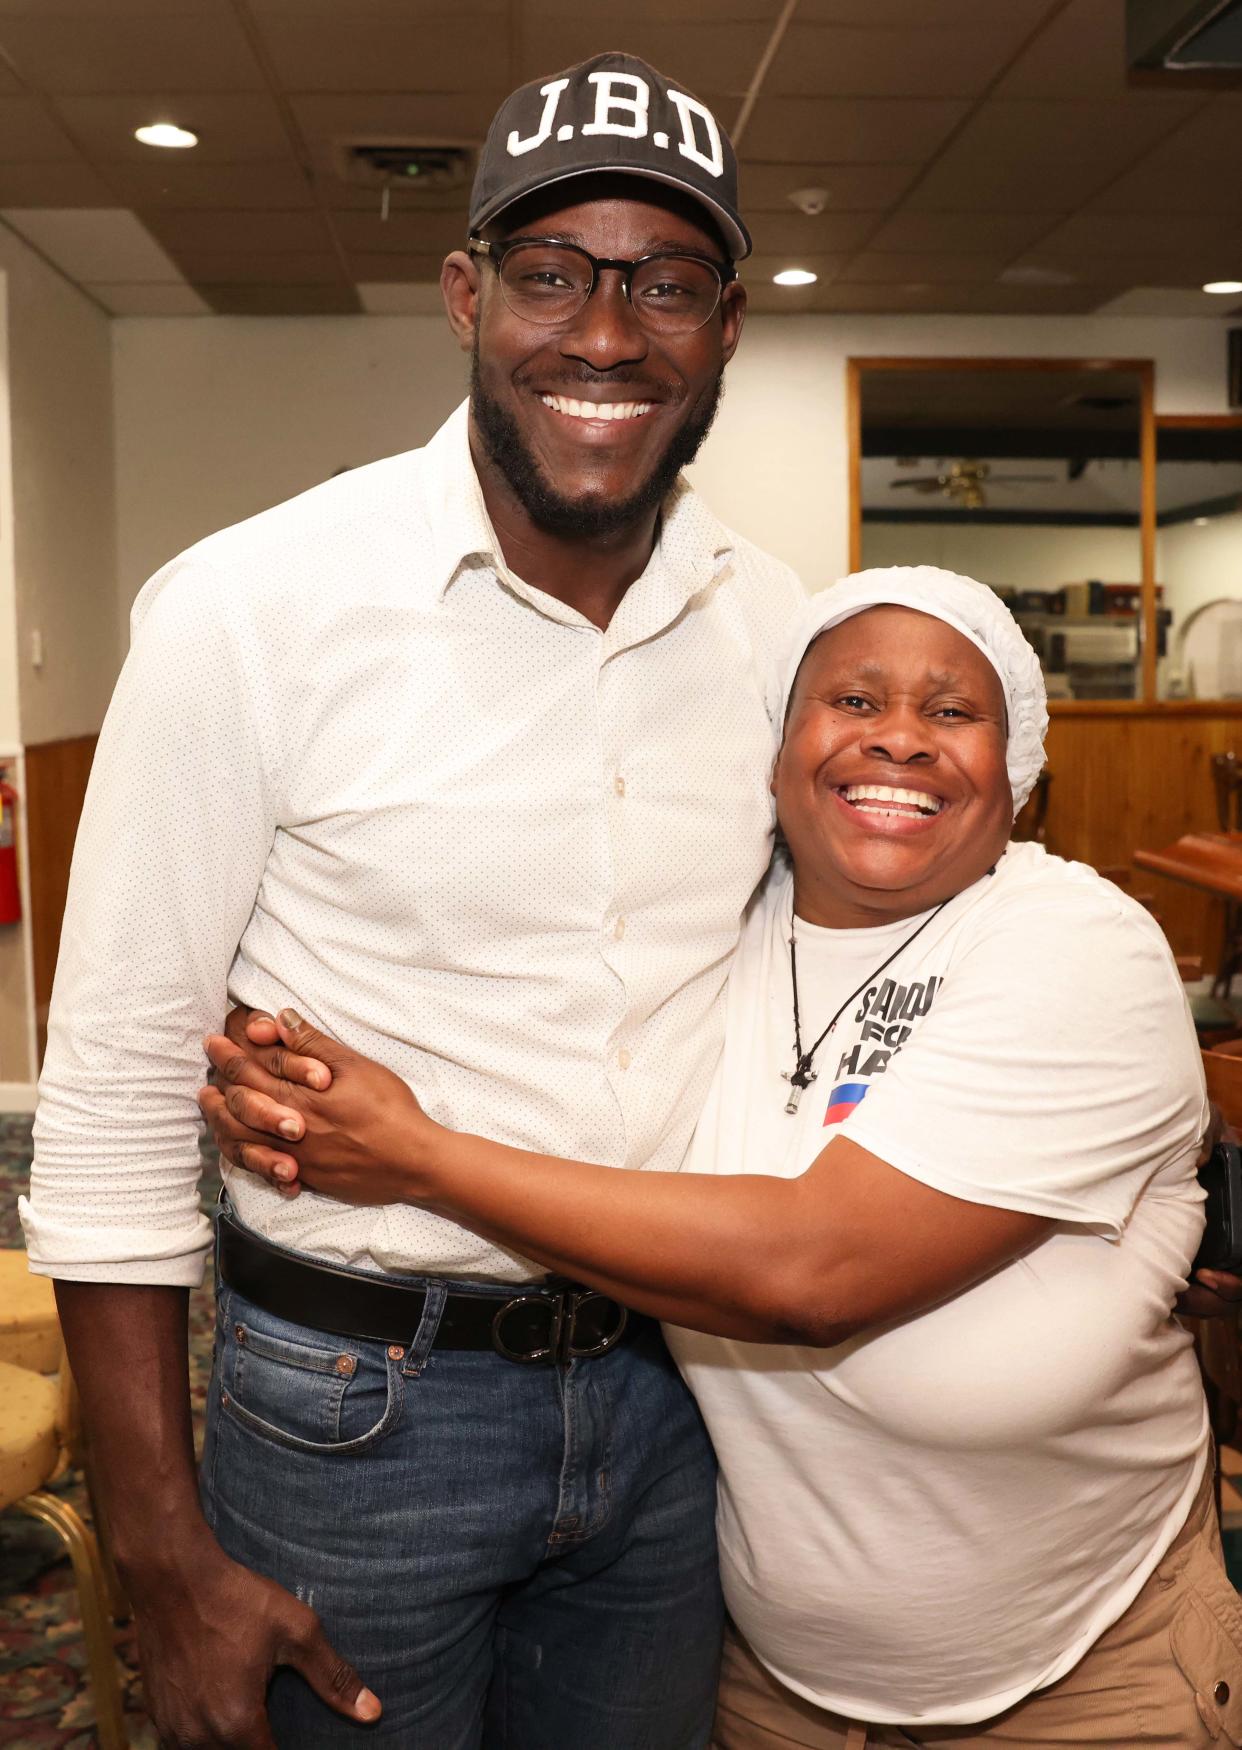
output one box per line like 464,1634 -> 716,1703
667,841 -> 1210,1727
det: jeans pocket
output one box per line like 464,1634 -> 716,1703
1171,1561 -> 1242,1746
219,1301 -> 404,1456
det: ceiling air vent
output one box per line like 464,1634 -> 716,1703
337,142 -> 476,194
1127,0 -> 1242,71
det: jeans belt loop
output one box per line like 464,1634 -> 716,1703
402,1280 -> 448,1378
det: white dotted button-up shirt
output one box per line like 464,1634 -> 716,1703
23,401 -> 803,1285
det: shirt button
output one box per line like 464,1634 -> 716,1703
613,916 -> 626,941
1215,1681 -> 1231,1706
617,1046 -> 632,1070
613,773 -> 626,797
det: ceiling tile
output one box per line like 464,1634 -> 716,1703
524,0 -> 782,18
739,161 -> 919,210
0,93 -> 78,158
0,157 -> 115,204
87,280 -> 210,314
737,97 -> 969,163
0,205 -> 184,280
145,207 -> 328,254
317,175 -> 469,213
290,93 -> 503,175
1092,285 -> 1242,317
998,0 -> 1175,97
902,96 -> 1200,212
517,21 -> 769,92
358,281 -> 447,313
766,19 -> 1039,99
53,93 -> 293,162
105,158 -> 315,209
1032,210 -> 1242,258
0,0 -> 216,13
1008,248 -> 1221,287
862,209 -> 1055,254
345,250 -> 454,282
743,209 -> 876,253
171,249 -> 345,284
793,0 -> 1055,26
0,11 -> 264,94
333,209 -> 469,256
202,282 -> 361,314
1086,100 -> 1242,214
256,12 -> 510,94
246,0 -> 508,17
843,249 -> 1009,284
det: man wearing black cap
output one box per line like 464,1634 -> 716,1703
28,52 -> 803,1749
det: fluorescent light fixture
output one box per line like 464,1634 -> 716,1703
134,123 -> 198,149
1203,280 -> 1242,295
773,268 -> 817,287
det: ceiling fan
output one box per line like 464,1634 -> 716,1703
888,458 -> 1056,510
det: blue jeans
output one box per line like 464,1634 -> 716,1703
200,1272 -> 723,1748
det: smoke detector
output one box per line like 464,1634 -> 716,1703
787,186 -> 829,216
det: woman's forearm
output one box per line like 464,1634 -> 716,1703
412,1128 -> 834,1342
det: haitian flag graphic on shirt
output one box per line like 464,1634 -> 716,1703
822,973 -> 944,1126
823,1082 -> 868,1126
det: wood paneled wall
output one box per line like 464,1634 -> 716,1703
1032,709 -> 1242,962
24,734 -> 96,1058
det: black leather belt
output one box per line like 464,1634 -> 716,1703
216,1208 -> 635,1365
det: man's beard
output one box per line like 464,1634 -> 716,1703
470,342 -> 723,541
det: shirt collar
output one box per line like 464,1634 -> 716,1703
424,398 -> 736,633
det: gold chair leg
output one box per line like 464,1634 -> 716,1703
19,1489 -> 129,1750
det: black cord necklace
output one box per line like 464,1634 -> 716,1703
782,899 -> 950,1114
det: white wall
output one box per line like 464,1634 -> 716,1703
112,310 -> 1233,611
860,521 -> 1140,588
0,224 -> 119,1090
0,226 -> 119,747
113,315 -> 470,624
689,314 -> 1230,592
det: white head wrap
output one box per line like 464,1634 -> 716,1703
779,566 -> 1048,817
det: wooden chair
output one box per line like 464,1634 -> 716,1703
0,1329 -> 129,1749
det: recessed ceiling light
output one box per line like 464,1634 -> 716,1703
1203,280 -> 1242,295
773,268 -> 817,287
134,123 -> 198,149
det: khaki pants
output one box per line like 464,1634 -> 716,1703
713,1468 -> 1242,1749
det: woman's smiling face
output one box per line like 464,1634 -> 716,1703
773,604 -> 1014,929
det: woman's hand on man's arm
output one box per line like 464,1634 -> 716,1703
199,1007 -> 433,1205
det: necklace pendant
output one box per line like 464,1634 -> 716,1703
781,1063 -> 817,1115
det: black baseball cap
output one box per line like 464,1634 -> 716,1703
469,51 -> 751,262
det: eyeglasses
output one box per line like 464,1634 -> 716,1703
467,236 -> 736,336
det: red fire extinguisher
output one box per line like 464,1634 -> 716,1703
0,772 -> 21,925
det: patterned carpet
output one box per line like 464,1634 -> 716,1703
0,1114 -> 219,1749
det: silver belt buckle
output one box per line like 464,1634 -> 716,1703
491,1289 -> 628,1364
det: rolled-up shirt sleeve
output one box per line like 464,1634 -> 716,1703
20,553 -> 281,1284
